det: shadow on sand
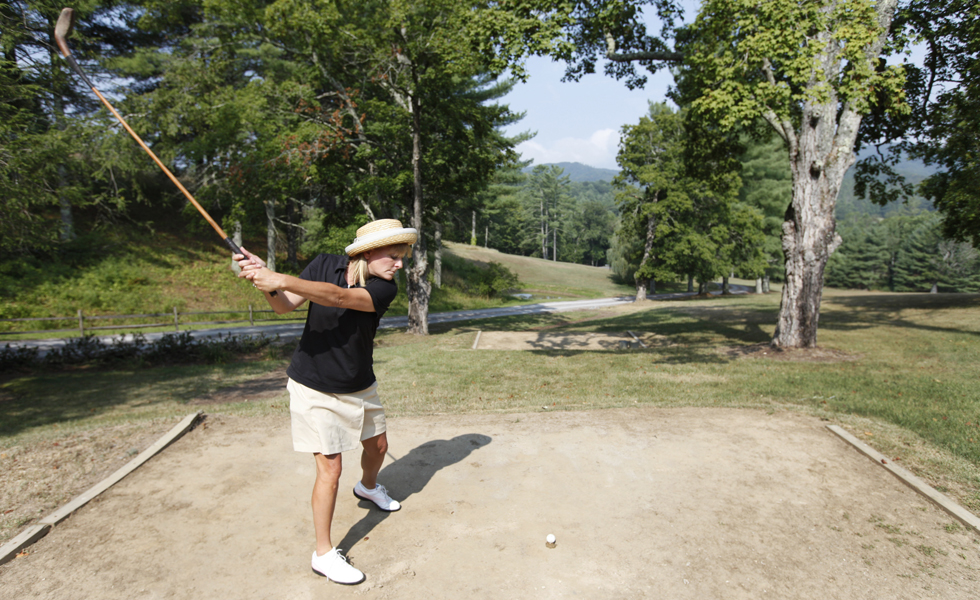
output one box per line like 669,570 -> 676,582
337,433 -> 492,552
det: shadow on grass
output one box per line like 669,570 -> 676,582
820,293 -> 980,337
0,361 -> 276,438
336,433 -> 492,553
461,305 -> 774,365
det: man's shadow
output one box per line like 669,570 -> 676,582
337,433 -> 492,551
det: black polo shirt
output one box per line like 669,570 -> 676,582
285,253 -> 398,394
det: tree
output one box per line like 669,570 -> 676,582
738,130 -> 792,290
524,164 -> 572,260
476,0 -> 908,345
472,156 -> 532,255
0,1 -> 172,251
861,1 -> 980,248
613,102 -> 686,299
893,213 -> 980,293
825,216 -> 890,290
682,0 -> 905,346
612,101 -> 765,298
344,0 -> 522,334
565,197 -> 615,266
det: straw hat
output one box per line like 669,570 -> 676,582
345,219 -> 418,256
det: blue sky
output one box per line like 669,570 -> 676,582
500,57 -> 675,171
499,2 -> 693,171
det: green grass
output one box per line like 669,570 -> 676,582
443,241 -> 652,299
3,289 -> 978,513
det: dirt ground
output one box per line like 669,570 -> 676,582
2,408 -> 979,599
475,331 -> 642,351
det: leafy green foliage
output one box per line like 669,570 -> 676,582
469,0 -> 683,87
474,262 -> 521,298
0,331 -> 274,372
611,102 -> 765,290
0,1 -> 198,253
737,131 -> 791,282
898,1 -> 980,247
436,253 -> 520,299
826,211 -> 980,292
686,0 -> 906,129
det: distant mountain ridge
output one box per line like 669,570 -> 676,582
523,162 -> 619,183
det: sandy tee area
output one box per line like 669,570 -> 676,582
1,407 -> 979,599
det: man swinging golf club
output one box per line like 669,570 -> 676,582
236,219 -> 416,585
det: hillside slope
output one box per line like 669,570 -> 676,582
0,232 -> 634,336
523,162 -> 619,183
444,242 -> 633,298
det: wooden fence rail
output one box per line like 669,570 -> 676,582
0,306 -> 307,337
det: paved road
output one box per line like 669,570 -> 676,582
3,285 -> 752,353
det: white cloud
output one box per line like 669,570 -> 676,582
515,128 -> 621,170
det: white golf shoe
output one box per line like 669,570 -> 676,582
353,481 -> 401,511
311,548 -> 365,585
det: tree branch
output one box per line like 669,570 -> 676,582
604,31 -> 683,64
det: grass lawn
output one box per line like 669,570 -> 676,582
2,289 -> 979,546
444,241 -> 648,299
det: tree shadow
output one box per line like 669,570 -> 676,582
820,293 -> 980,337
336,433 -> 492,552
0,361 -> 276,437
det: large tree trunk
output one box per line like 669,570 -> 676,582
286,197 -> 299,269
264,199 -> 277,272
471,211 -> 477,245
406,77 -> 430,335
769,0 -> 897,348
58,167 -> 75,242
540,197 -> 548,260
50,45 -> 75,242
634,214 -> 656,302
434,222 -> 443,289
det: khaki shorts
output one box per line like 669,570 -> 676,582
287,378 -> 387,455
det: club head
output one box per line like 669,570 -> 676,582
54,8 -> 76,57
55,8 -> 76,41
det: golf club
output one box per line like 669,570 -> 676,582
54,7 -> 276,295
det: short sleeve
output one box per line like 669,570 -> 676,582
298,254 -> 326,281
364,277 -> 398,317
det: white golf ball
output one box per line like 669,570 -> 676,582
546,534 -> 556,544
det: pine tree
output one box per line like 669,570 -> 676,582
738,130 -> 791,284
894,214 -> 980,292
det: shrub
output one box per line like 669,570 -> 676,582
0,332 -> 274,371
475,262 -> 521,298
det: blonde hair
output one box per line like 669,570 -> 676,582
349,243 -> 412,287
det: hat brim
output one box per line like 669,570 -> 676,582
345,228 -> 418,256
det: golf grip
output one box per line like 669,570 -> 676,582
225,238 -> 278,297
